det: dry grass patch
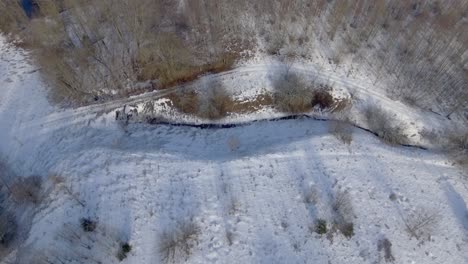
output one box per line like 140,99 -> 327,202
167,89 -> 200,116
229,92 -> 273,114
167,87 -> 274,120
166,83 -> 235,120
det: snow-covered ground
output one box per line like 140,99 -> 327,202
1,35 -> 467,264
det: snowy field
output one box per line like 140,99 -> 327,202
1,35 -> 467,264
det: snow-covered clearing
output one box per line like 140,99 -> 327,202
1,35 -> 467,264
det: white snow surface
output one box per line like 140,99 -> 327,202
1,35 -> 467,264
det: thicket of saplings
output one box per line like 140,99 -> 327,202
0,0 -> 466,119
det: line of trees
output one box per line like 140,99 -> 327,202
0,0 -> 466,117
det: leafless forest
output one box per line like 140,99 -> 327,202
0,0 -> 466,118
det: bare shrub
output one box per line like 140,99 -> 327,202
80,218 -> 97,232
337,222 -> 354,238
198,83 -> 234,120
225,230 -> 234,246
117,242 -> 132,261
303,185 -> 320,205
403,208 -> 440,240
265,32 -> 286,55
377,237 -> 395,262
329,120 -> 353,145
364,105 -> 408,145
0,0 -> 27,34
314,219 -> 327,235
332,190 -> 353,222
159,221 -> 200,264
332,190 -> 355,238
272,72 -> 314,113
10,176 -> 43,204
168,83 -> 234,120
446,126 -> 468,152
0,212 -> 17,250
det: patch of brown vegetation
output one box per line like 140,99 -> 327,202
199,85 -> 234,120
312,87 -> 334,109
166,89 -> 274,120
272,73 -> 315,113
166,89 -> 200,115
156,53 -> 239,90
165,84 -> 350,120
229,93 -> 274,114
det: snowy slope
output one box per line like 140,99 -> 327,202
0,36 -> 56,175
1,36 -> 467,264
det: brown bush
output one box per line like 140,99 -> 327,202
332,190 -> 354,223
0,0 -> 27,34
312,87 -> 335,109
377,237 -> 395,262
167,83 -> 235,120
198,84 -> 234,120
331,190 -> 355,238
272,72 -> 314,113
168,89 -> 200,116
166,90 -> 274,120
